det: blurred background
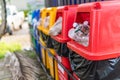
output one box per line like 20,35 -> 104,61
0,0 -> 44,51
0,0 -> 45,79
6,0 -> 44,10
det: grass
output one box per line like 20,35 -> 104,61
18,50 -> 37,59
0,42 -> 21,59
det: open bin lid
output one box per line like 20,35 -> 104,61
37,8 -> 47,32
42,7 -> 57,36
51,5 -> 78,43
32,9 -> 40,37
67,1 -> 120,60
32,9 -> 40,22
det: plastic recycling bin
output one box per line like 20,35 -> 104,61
37,8 -> 50,71
34,34 -> 42,59
41,47 -> 46,66
29,9 -> 42,58
38,8 -> 47,47
32,9 -> 42,59
41,46 -> 50,72
67,1 -> 120,60
30,26 -> 36,48
51,5 -> 77,80
40,46 -> 50,71
30,10 -> 37,48
39,31 -> 50,71
42,7 -> 59,80
42,7 -> 57,36
38,7 -> 59,80
37,8 -> 46,34
38,8 -> 55,48
67,1 -> 120,80
40,8 -> 58,79
48,49 -> 59,80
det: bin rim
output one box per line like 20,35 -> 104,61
67,40 -> 120,61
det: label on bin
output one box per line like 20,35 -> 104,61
57,6 -> 64,9
57,56 -> 62,62
47,8 -> 52,10
58,64 -> 64,74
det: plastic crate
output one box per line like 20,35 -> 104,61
67,1 -> 120,60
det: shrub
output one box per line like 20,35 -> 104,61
0,42 -> 21,59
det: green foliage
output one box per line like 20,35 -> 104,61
23,10 -> 30,17
0,42 -> 21,59
21,50 -> 37,59
27,51 -> 36,59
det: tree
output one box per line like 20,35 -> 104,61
0,0 -> 6,38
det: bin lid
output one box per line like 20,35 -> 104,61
51,5 -> 78,43
67,1 -> 120,60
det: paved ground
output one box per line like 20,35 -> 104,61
1,21 -> 32,49
0,59 -> 12,80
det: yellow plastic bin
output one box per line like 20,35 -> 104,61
41,47 -> 46,66
42,7 -> 57,35
38,8 -> 48,33
54,58 -> 59,80
38,8 -> 47,47
38,8 -> 50,71
38,7 -> 59,80
48,49 -> 59,80
46,50 -> 50,71
45,7 -> 59,80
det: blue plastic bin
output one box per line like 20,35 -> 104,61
32,9 -> 42,59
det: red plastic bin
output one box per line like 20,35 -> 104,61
51,6 -> 78,80
67,1 -> 120,60
51,5 -> 77,43
56,54 -> 72,80
73,73 -> 80,80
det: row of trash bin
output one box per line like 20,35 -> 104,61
30,1 -> 120,80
